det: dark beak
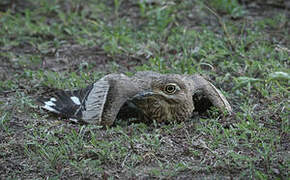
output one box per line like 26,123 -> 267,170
130,91 -> 155,101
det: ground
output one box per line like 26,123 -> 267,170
0,0 -> 289,179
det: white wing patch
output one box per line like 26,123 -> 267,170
44,101 -> 56,106
50,97 -> 57,102
43,103 -> 59,113
70,96 -> 81,105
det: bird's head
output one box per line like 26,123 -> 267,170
130,76 -> 194,123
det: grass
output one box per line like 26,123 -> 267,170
0,0 -> 289,179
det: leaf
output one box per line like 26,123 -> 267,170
234,76 -> 263,90
236,77 -> 262,83
268,72 -> 290,81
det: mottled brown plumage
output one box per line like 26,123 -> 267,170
38,71 -> 232,125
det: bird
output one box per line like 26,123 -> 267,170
37,71 -> 232,126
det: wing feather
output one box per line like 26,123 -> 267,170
81,79 -> 110,124
186,75 -> 232,114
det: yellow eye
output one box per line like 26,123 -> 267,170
164,84 -> 177,94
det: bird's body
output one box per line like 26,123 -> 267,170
38,71 -> 232,125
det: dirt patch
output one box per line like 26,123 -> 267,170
0,42 -> 145,77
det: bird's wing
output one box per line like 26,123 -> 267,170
37,78 -> 110,124
38,73 -> 145,125
80,78 -> 110,124
185,75 -> 232,114
100,74 -> 142,125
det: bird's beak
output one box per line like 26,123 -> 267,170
127,91 -> 157,115
130,91 -> 156,102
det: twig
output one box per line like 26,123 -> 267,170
121,151 -> 131,168
203,5 -> 236,51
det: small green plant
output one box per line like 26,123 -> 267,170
206,0 -> 245,18
0,112 -> 10,132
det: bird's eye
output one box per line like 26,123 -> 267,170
164,84 -> 177,94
